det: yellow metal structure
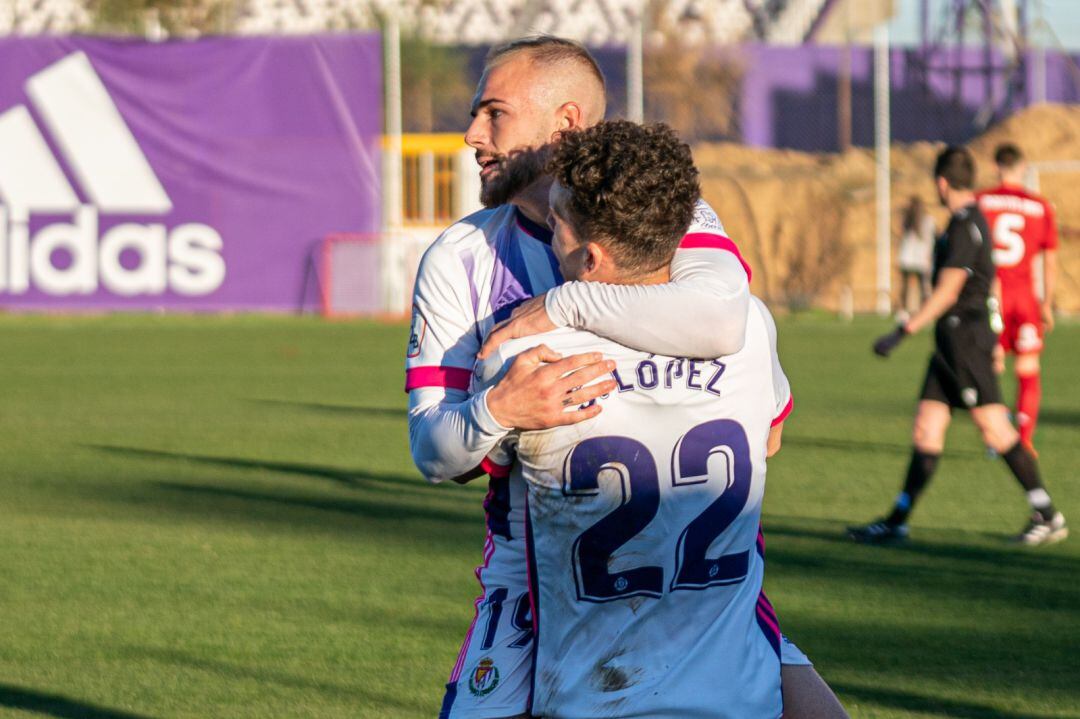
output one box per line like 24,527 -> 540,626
385,133 -> 470,226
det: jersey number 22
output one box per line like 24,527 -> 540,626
563,419 -> 752,603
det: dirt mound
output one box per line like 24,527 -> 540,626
697,103 -> 1080,314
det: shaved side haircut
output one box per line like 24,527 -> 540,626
485,35 -> 607,115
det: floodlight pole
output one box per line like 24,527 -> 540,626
874,22 -> 891,317
383,9 -> 403,230
627,5 -> 644,122
382,7 -> 405,313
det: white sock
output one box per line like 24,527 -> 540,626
1027,488 -> 1052,510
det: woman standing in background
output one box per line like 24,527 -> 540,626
897,195 -> 936,315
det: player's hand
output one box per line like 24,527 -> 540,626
992,344 -> 1006,375
485,344 -> 617,430
872,325 -> 908,358
1041,302 -> 1055,333
478,294 -> 557,359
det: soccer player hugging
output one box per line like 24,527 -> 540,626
411,35 -> 845,719
471,121 -> 812,718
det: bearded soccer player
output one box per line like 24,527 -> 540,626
851,146 -> 1066,547
977,143 -> 1059,453
406,36 -> 835,719
472,120 -> 847,718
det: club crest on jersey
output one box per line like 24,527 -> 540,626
407,307 -> 426,359
468,657 -> 500,697
692,201 -> 724,232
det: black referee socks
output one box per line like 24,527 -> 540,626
886,449 -> 941,526
1001,442 -> 1057,521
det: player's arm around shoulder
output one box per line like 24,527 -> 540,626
481,333 -> 617,432
479,201 -> 748,361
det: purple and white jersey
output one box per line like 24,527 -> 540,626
405,199 -> 742,395
407,205 -> 556,595
406,204 -> 561,398
406,199 -> 761,718
408,205 -> 558,719
476,298 -> 792,719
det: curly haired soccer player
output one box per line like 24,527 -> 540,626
470,119 -> 841,718
404,35 -> 842,718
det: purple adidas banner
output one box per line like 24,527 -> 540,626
0,35 -> 382,311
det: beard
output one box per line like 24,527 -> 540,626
480,144 -> 552,208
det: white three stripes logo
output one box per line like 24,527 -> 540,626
0,51 -> 172,217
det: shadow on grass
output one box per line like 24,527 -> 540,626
153,481 -> 478,527
0,684 -> 155,719
832,682 -> 1076,719
246,398 -> 407,420
763,514 -> 1080,577
782,434 -> 983,458
87,445 -> 485,534
88,444 -> 429,495
125,647 -> 422,712
760,516 -> 1080,706
1037,407 -> 1080,427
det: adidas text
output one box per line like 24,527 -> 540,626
0,206 -> 226,296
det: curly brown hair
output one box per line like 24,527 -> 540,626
547,120 -> 700,274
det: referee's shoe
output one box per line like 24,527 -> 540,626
1013,512 -> 1069,546
847,519 -> 909,544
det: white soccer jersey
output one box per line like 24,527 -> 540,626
406,200 -> 763,719
412,205 -> 557,719
475,298 -> 792,719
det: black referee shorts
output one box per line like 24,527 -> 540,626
920,315 -> 1003,409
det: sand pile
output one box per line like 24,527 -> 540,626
697,103 -> 1080,314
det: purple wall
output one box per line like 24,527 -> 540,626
0,35 -> 382,311
738,44 -> 1080,151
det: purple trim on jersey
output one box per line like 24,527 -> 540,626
753,527 -> 780,657
441,524 -> 497,717
484,476 -> 513,540
514,207 -> 553,245
438,683 -> 457,719
459,250 -> 483,344
756,591 -> 782,659
545,245 -> 565,287
490,225 -> 536,323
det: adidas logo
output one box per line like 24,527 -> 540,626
0,51 -> 225,297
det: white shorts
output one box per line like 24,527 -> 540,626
440,592 -> 812,718
439,585 -> 535,719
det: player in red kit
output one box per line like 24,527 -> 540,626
977,143 -> 1058,453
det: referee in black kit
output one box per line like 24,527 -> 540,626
849,145 -> 1067,546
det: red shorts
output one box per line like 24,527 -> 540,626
999,293 -> 1044,354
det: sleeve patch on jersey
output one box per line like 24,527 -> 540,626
772,396 -> 793,426
406,308 -> 427,359
679,233 -> 753,281
405,365 -> 473,392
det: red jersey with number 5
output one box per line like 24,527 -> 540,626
976,185 -> 1058,300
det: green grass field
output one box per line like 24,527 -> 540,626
1,314 -> 1077,719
